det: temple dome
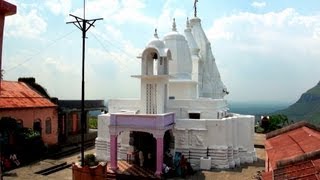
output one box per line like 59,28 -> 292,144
147,29 -> 165,49
163,18 -> 185,41
147,37 -> 165,49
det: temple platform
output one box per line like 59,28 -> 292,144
106,160 -> 159,179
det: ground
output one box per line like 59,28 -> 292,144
3,134 -> 265,180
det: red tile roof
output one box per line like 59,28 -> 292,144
265,123 -> 320,170
262,159 -> 320,180
0,81 -> 56,109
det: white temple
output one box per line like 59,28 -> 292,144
95,6 -> 256,172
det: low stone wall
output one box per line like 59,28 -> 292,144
66,130 -> 97,145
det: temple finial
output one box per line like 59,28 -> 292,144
172,18 -> 177,31
194,0 -> 198,17
154,28 -> 158,38
186,17 -> 190,28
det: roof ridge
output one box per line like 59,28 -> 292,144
276,149 -> 320,168
266,121 -> 320,139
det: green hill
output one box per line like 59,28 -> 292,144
276,81 -> 320,125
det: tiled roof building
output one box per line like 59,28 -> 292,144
0,80 -> 58,145
262,121 -> 320,179
0,81 -> 56,108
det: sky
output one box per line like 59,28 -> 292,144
2,0 -> 320,104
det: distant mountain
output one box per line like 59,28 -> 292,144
229,101 -> 289,115
276,81 -> 320,125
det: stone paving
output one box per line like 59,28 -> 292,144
3,134 -> 265,180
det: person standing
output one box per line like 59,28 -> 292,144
139,151 -> 144,167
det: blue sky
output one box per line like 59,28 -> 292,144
3,0 -> 320,104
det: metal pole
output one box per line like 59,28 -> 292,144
80,19 -> 86,167
67,14 -> 102,166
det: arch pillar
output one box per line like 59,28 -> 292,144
153,131 -> 164,177
109,128 -> 118,170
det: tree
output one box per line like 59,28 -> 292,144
267,114 -> 290,132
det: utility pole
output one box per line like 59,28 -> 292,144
66,1 -> 102,166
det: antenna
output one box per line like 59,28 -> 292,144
83,0 -> 86,19
66,1 -> 103,166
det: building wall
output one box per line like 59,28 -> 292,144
0,107 -> 58,145
108,99 -> 141,114
166,99 -> 228,119
168,81 -> 197,99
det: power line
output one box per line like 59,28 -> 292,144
89,32 -> 137,72
5,29 -> 77,72
90,30 -> 140,64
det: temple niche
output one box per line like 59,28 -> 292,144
95,2 -> 256,172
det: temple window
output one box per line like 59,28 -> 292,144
189,112 -> 200,119
45,117 -> 52,134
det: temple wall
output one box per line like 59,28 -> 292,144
166,99 -> 228,119
168,81 -> 197,99
95,114 -> 110,161
173,114 -> 256,169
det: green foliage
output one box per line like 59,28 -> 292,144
256,114 -> 291,133
268,114 -> 289,131
84,153 -> 98,166
265,114 -> 289,132
22,128 -> 40,140
88,117 -> 97,129
276,81 -> 320,125
255,126 -> 265,133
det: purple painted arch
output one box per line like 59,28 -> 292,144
109,112 -> 175,134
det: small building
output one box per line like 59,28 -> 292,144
262,121 -> 320,179
57,100 -> 105,144
0,80 -> 58,145
0,78 -> 106,146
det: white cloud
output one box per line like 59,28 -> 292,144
155,0 -> 188,34
207,8 -> 320,102
5,6 -> 47,39
68,0 -> 155,26
251,1 -> 266,8
44,0 -> 72,16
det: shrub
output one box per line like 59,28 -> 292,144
84,154 -> 98,166
88,117 -> 98,129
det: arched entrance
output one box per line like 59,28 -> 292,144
109,112 -> 175,176
130,131 -> 156,169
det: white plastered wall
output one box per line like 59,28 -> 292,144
168,81 -> 197,99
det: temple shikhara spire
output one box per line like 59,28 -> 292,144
172,18 -> 177,31
154,28 -> 158,38
95,1 -> 257,176
194,0 -> 198,17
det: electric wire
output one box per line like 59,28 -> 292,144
5,29 -> 77,72
89,31 -> 136,72
90,30 -> 140,64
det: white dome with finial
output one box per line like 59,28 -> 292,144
147,28 -> 165,49
163,18 -> 185,41
164,18 -> 192,79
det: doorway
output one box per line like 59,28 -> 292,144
130,131 -> 156,169
33,119 -> 42,136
